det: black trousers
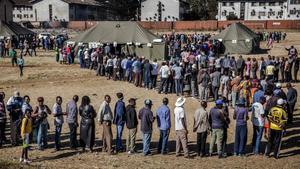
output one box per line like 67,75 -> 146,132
10,118 -> 20,146
69,123 -> 78,148
197,131 -> 207,156
159,78 -> 168,94
288,103 -> 295,124
222,128 -> 228,154
0,121 -> 5,146
265,129 -> 283,158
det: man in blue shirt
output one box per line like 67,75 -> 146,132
252,84 -> 265,104
156,98 -> 171,154
113,93 -> 126,152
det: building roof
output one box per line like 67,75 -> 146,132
0,21 -> 35,36
13,0 -> 31,6
30,0 -> 101,6
218,0 -> 286,2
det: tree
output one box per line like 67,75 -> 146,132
188,0 -> 217,20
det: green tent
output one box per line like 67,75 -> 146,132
71,21 -> 166,60
211,22 -> 260,54
0,21 -> 35,38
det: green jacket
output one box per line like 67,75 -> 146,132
9,50 -> 17,58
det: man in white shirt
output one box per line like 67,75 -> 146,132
53,96 -> 66,151
174,97 -> 189,158
251,96 -> 266,155
159,62 -> 170,94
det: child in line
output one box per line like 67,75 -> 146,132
20,109 -> 32,164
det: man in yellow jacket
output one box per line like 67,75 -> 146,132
20,109 -> 32,164
265,98 -> 287,159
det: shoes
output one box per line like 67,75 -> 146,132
184,155 -> 192,159
19,158 -> 23,163
218,154 -> 224,159
208,153 -> 212,157
23,159 -> 32,164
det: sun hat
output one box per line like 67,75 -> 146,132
276,83 -> 282,88
175,97 -> 186,107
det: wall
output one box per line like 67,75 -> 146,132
0,0 -> 13,22
13,6 -> 35,22
33,0 -> 69,22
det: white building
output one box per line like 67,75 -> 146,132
141,0 -> 189,21
217,0 -> 300,21
13,0 -> 35,22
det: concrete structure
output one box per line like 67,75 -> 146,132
0,0 -> 14,22
217,0 -> 300,21
13,0 -> 35,22
141,0 -> 189,21
30,0 -> 106,22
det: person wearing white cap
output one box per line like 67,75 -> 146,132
6,91 -> 23,146
265,98 -> 287,159
273,83 -> 287,100
174,97 -> 190,158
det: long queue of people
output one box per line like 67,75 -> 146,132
0,78 -> 297,164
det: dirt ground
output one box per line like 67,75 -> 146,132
0,32 -> 300,169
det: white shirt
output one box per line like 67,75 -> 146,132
174,106 -> 186,131
159,65 -> 170,78
252,102 -> 265,127
53,103 -> 64,124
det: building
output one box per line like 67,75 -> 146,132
141,0 -> 189,21
217,0 -> 300,21
13,0 -> 35,22
30,0 -> 106,22
0,0 -> 14,22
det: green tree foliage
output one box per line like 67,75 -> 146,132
188,0 -> 218,20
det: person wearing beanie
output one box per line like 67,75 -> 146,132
265,99 -> 287,159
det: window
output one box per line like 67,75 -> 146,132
222,10 -> 227,16
251,10 -> 256,16
24,14 -> 28,18
13,14 -> 15,18
290,0 -> 300,4
268,11 -> 275,16
229,11 -> 234,15
259,11 -> 266,16
259,2 -> 265,6
269,2 -> 276,6
290,9 -> 297,14
222,2 -> 227,6
252,2 -> 258,6
229,2 -> 234,6
30,14 -> 33,18
279,2 -> 284,6
17,14 -> 22,19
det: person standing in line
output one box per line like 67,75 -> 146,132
52,96 -> 67,151
125,98 -> 138,154
138,99 -> 155,156
210,68 -> 221,101
265,99 -> 287,159
156,98 -> 171,155
172,62 -> 183,96
174,97 -> 190,158
0,92 -> 6,147
98,95 -> 114,155
113,93 -> 126,153
233,98 -> 249,157
7,91 -> 23,146
236,55 -> 245,79
293,57 -> 299,82
230,73 -> 241,107
32,97 -> 51,150
286,83 -> 297,124
151,59 -> 159,89
79,96 -> 96,152
198,69 -> 210,101
209,100 -> 226,158
159,62 -> 170,94
66,95 -> 79,149
251,96 -> 266,155
20,109 -> 32,164
193,101 -> 210,157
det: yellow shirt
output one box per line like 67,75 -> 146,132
268,106 -> 287,130
266,65 -> 275,75
21,116 -> 32,138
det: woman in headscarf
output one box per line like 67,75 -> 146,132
79,96 -> 96,152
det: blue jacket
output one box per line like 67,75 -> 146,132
156,105 -> 171,130
113,100 -> 126,125
253,90 -> 264,104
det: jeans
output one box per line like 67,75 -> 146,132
191,80 -> 197,97
116,124 -> 124,151
234,125 -> 247,155
197,131 -> 207,156
68,123 -> 78,148
126,128 -> 137,152
37,123 -> 48,149
252,125 -> 264,154
144,73 -> 152,89
55,123 -> 63,150
212,86 -> 219,101
209,129 -> 224,155
199,85 -> 209,101
159,78 -> 168,94
79,58 -> 85,68
174,79 -> 182,96
142,132 -> 152,155
158,130 -> 169,154
67,54 -> 72,64
0,122 -> 5,146
231,91 -> 239,107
